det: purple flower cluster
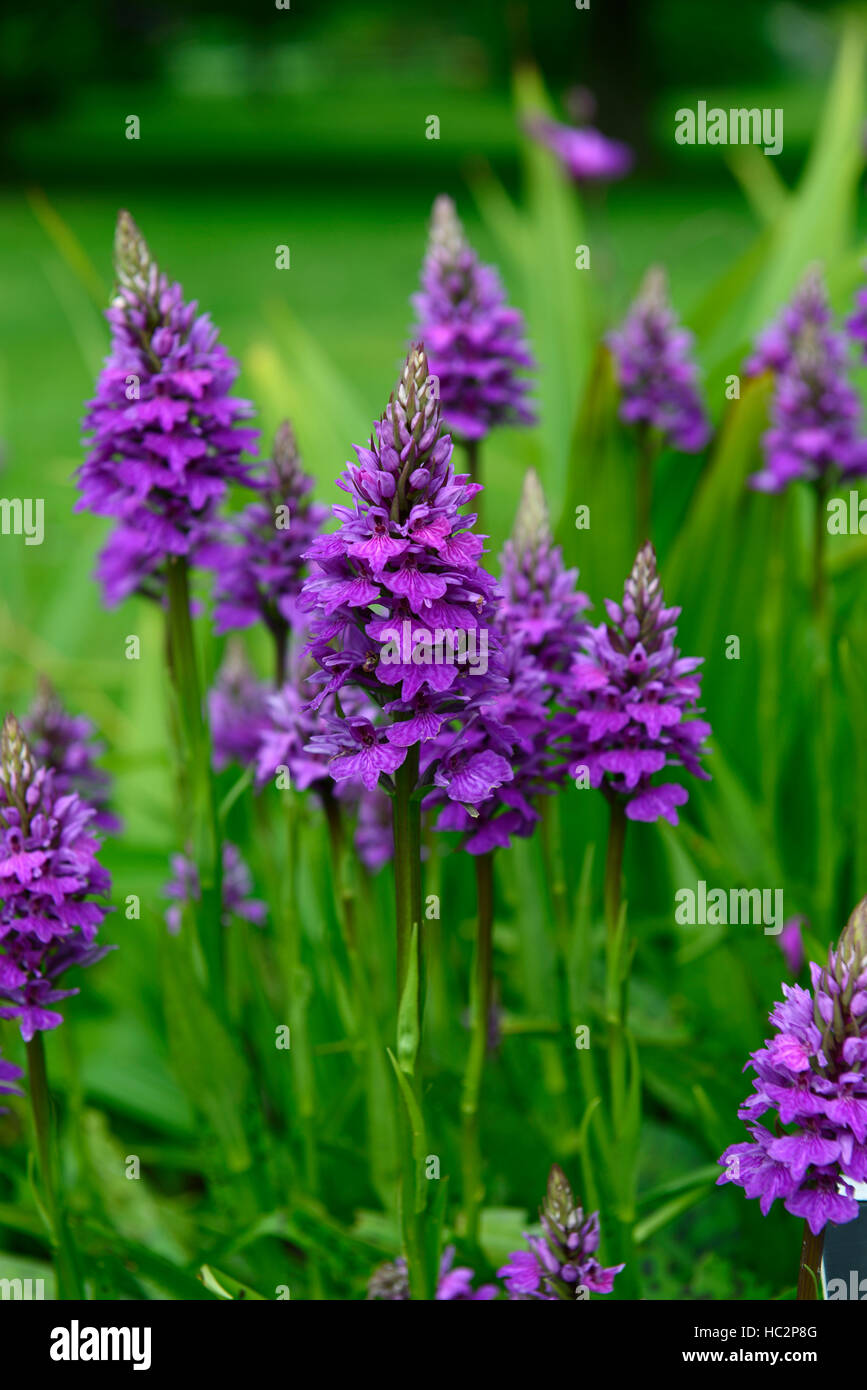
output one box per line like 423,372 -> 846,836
498,1165 -> 623,1300
422,471 -> 588,853
526,114 -> 633,183
746,269 -> 867,493
77,211 -> 257,606
204,420 -> 327,643
718,898 -> 867,1235
209,641 -> 270,773
164,841 -> 265,935
410,197 -> 535,442
299,344 -> 507,803
23,679 -> 120,833
568,543 -> 711,826
744,268 -> 830,378
607,267 -> 710,453
367,1246 -> 497,1300
0,716 -> 112,1042
498,469 -> 589,691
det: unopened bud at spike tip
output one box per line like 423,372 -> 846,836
511,469 -> 550,558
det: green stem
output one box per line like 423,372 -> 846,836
796,1221 -> 824,1300
323,788 -> 397,1207
165,556 -> 224,1013
461,850 -> 495,1247
392,747 -> 430,1299
636,424 -> 654,547
279,800 -> 323,1298
27,1033 -> 84,1300
812,479 -> 833,926
602,796 -> 640,1297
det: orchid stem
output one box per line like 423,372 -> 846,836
461,850 -> 495,1248
165,556 -> 224,1015
393,748 -> 430,1299
27,1033 -> 84,1300
796,1222 -> 824,1300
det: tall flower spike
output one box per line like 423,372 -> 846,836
498,1165 -> 624,1300
0,715 -> 113,1041
209,640 -> 270,773
422,469 -> 588,853
77,210 -> 257,606
745,268 -> 867,494
299,343 -> 509,806
23,678 -> 121,832
745,266 -> 830,378
410,196 -> 535,442
568,543 -> 711,826
203,419 -> 327,653
718,896 -> 867,1235
607,266 -> 710,453
500,468 -> 590,690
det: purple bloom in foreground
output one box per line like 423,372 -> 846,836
607,267 -> 710,453
0,715 -> 112,1042
718,897 -> 867,1235
77,210 -> 257,606
498,1164 -> 624,1301
423,470 -> 586,853
410,196 -> 535,441
164,841 -> 265,935
367,1246 -> 497,1300
567,543 -> 711,826
526,114 -> 633,183
747,269 -> 867,493
204,420 -> 327,643
0,1046 -> 24,1111
298,343 -> 507,803
23,677 -> 121,833
209,641 -> 270,773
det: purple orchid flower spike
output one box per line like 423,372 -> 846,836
568,542 -> 711,827
423,468 -> 588,853
202,419 -> 327,683
410,196 -> 535,475
607,266 -> 710,455
498,1165 -> 624,1300
77,210 -> 257,606
23,677 -> 121,833
719,897 -> 867,1298
0,715 -> 113,1041
745,267 -> 867,495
